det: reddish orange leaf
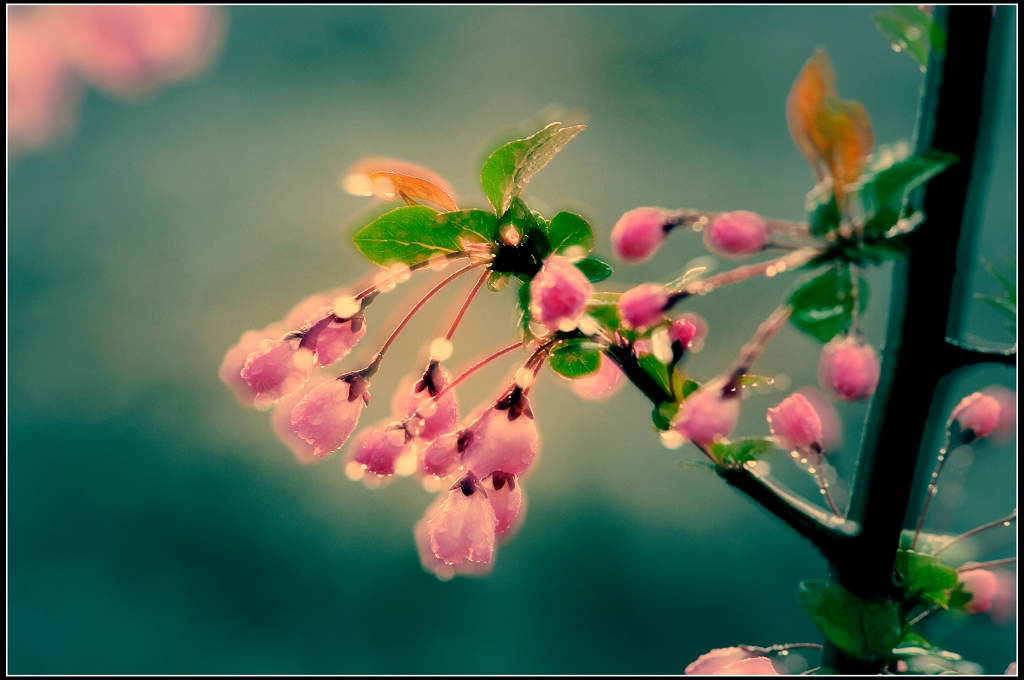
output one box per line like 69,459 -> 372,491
342,157 -> 458,212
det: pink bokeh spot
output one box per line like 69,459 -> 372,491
618,283 -> 669,329
290,378 -> 366,457
960,569 -> 999,614
611,207 -> 668,262
426,478 -> 498,565
704,211 -> 769,257
767,393 -> 823,450
818,336 -> 880,402
530,255 -> 594,332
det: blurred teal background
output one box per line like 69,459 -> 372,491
8,6 -> 1016,674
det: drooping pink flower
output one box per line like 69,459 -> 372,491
686,647 -> 755,675
611,207 -> 670,262
618,283 -> 669,329
426,474 -> 498,565
290,377 -> 368,456
57,6 -> 224,96
704,211 -> 769,257
982,385 -> 1016,442
420,430 -> 465,479
571,356 -> 626,401
414,502 -> 493,581
795,387 -> 843,452
713,657 -> 779,675
950,392 -> 1001,441
530,255 -> 594,332
767,393 -> 823,450
241,337 -> 315,407
270,373 -> 332,464
462,392 -> 540,478
486,472 -> 523,535
818,336 -> 880,401
673,378 -> 741,445
959,569 -> 999,614
403,363 -> 459,442
349,424 -> 408,477
298,306 -> 366,368
219,323 -> 284,406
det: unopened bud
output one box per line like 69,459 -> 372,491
618,283 -> 668,329
767,393 -> 823,450
704,211 -> 769,257
950,392 -> 1001,440
611,207 -> 670,262
818,336 -> 880,402
959,569 -> 998,614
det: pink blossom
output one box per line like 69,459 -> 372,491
290,377 -> 367,456
241,337 -> 315,407
982,385 -> 1016,442
350,424 -> 408,477
705,211 -> 769,257
669,316 -> 699,349
486,473 -> 523,535
530,255 -> 594,332
420,430 -> 465,479
571,356 -> 626,401
403,363 -> 459,442
618,284 -> 669,329
462,393 -> 540,478
950,392 -> 1001,440
298,306 -> 366,368
686,647 -> 755,675
714,657 -> 779,675
767,393 -> 823,450
271,373 -> 332,464
795,387 -> 843,452
426,475 -> 498,565
219,324 -> 284,407
414,502 -> 492,581
57,6 -> 223,96
960,569 -> 999,614
818,336 -> 880,401
611,207 -> 670,262
673,378 -> 741,445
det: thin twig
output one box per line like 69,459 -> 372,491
933,509 -> 1017,556
956,557 -> 1016,572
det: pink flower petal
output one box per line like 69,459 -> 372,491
270,373 -> 333,464
714,657 -> 779,675
767,393 -> 823,450
426,478 -> 498,565
463,398 -> 540,478
414,502 -> 492,581
673,378 -> 741,445
420,430 -> 464,479
349,423 -> 408,477
611,207 -> 669,263
795,387 -> 843,451
982,385 -> 1016,442
950,392 -> 1001,440
818,336 -> 880,402
486,473 -> 523,535
298,306 -> 367,367
704,211 -> 769,257
404,363 -> 459,442
241,337 -> 315,407
219,323 -> 284,407
960,569 -> 998,614
530,255 -> 594,332
686,647 -> 755,675
618,283 -> 668,330
290,378 -> 366,456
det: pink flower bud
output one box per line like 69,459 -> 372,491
462,393 -> 540,478
530,255 -> 593,332
570,356 -> 625,401
403,363 -> 458,442
290,377 -> 367,456
299,306 -> 366,367
960,569 -> 998,614
767,393 -> 823,450
686,648 -> 755,675
669,316 -> 699,349
420,430 -> 465,478
349,424 -> 408,477
704,211 -> 769,257
982,385 -> 1016,442
713,658 -> 779,675
486,473 -> 523,535
989,570 -> 1016,625
618,283 -> 668,329
611,207 -> 670,262
673,378 -> 741,445
414,502 -> 493,581
241,337 -> 315,407
219,324 -> 284,406
818,336 -> 880,401
950,392 -> 1001,440
427,475 -> 498,565
795,387 -> 843,452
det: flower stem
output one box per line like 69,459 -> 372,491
731,304 -> 793,375
666,248 -> 820,307
429,341 -> 525,402
353,251 -> 482,302
956,557 -> 1016,572
445,271 -> 488,341
932,509 -> 1017,556
911,430 -> 954,550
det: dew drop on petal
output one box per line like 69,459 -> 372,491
332,295 -> 360,319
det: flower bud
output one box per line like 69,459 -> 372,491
618,283 -> 668,329
290,377 -> 367,456
426,474 -> 498,565
270,373 -> 334,464
219,324 -> 284,406
673,378 -> 741,444
349,424 -> 407,477
949,392 -> 1001,441
530,255 -> 593,332
818,336 -> 880,401
463,392 -> 539,478
241,337 -> 315,407
570,356 -> 625,401
486,472 -> 524,535
669,316 -> 699,349
611,207 -> 670,262
767,393 -> 823,450
982,385 -> 1016,441
704,211 -> 769,257
959,569 -> 998,614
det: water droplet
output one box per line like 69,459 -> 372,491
429,337 -> 453,362
514,367 -> 535,390
660,430 -> 684,450
341,173 -> 373,196
765,266 -> 777,277
333,295 -> 360,319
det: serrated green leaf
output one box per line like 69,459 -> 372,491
708,437 -> 774,467
789,266 -> 869,343
575,257 -> 613,282
806,184 -> 841,236
948,584 -> 973,611
894,550 -> 959,609
652,402 -> 678,431
797,581 -> 901,662
517,280 -> 533,340
859,151 -> 957,238
549,340 -> 602,379
435,209 -> 497,244
353,206 -> 464,266
547,211 -> 595,255
480,122 -> 586,214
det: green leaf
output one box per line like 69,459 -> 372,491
353,206 -> 463,266
575,257 -> 613,282
789,266 -> 869,343
549,339 -> 602,378
889,5 -> 946,52
708,437 -> 774,467
948,584 -> 974,611
652,401 -> 678,431
547,211 -> 595,255
894,550 -> 959,608
587,293 -> 622,331
855,237 -> 909,264
517,280 -> 533,340
638,353 -> 672,398
806,184 -> 841,237
486,271 -> 510,292
735,374 -> 775,390
435,209 -> 497,244
680,379 -> 701,399
797,580 -> 902,662
894,633 -> 964,662
873,12 -> 929,67
859,150 -> 957,238
898,530 -> 956,554
481,122 -> 586,214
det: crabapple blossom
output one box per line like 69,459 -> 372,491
298,306 -> 366,367
290,376 -> 368,456
704,211 -> 769,257
270,373 -> 333,464
414,505 -> 492,581
611,207 -> 671,262
950,392 -> 1001,440
219,324 -> 285,406
795,387 -> 843,452
673,378 -> 741,444
570,356 -> 625,400
241,338 -> 315,407
486,472 -> 524,535
420,430 -> 465,479
529,255 -> 593,332
959,569 -> 998,614
618,283 -> 669,329
461,390 -> 540,478
402,363 -> 459,441
767,393 -> 823,451
426,473 -> 498,565
982,385 -> 1016,441
818,335 -> 880,401
350,424 -> 408,477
